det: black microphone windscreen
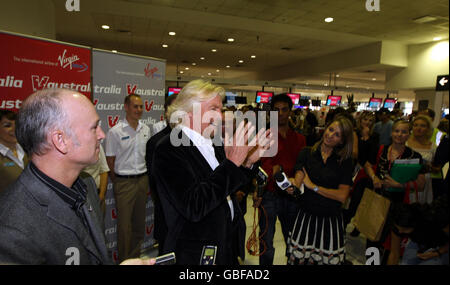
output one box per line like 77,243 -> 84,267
274,172 -> 284,182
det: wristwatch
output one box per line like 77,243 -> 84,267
313,185 -> 319,192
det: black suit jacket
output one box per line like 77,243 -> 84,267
146,125 -> 172,251
151,130 -> 252,265
0,165 -> 112,265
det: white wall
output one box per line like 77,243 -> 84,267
386,40 -> 449,90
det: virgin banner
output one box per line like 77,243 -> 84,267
92,49 -> 166,263
0,31 -> 91,111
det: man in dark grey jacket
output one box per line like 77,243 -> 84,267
0,89 -> 154,265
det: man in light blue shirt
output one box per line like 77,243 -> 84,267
373,108 -> 393,146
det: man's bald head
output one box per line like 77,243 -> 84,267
16,88 -> 91,156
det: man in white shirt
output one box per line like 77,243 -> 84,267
151,79 -> 273,264
82,144 -> 109,212
105,94 -> 151,262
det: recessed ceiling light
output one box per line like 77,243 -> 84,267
336,74 -> 340,77
324,17 -> 334,23
216,69 -> 220,72
200,57 -> 205,60
179,71 -> 184,74
238,60 -> 244,63
192,63 -> 197,66
251,55 -> 256,59
208,72 -> 212,76
101,25 -> 110,30
227,38 -> 234,42
185,67 -> 189,70
162,44 -> 168,48
168,32 -> 176,36
211,49 -> 217,52
226,65 -> 230,68
372,78 -> 377,81
433,37 -> 442,41
112,50 -> 117,53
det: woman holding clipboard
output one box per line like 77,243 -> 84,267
365,119 -> 426,204
363,119 -> 426,262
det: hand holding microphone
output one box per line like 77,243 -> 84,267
274,170 -> 304,199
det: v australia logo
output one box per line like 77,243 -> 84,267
127,84 -> 137,95
144,63 -> 158,79
108,116 -> 120,128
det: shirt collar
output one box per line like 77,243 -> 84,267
179,125 -> 213,148
0,143 -> 26,167
0,142 -> 9,156
123,118 -> 142,132
29,162 -> 87,210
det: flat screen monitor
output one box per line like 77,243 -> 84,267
298,98 -> 310,106
286,93 -> 300,105
235,97 -> 247,104
326,95 -> 342,106
255,91 -> 274,104
312,99 -> 321,107
383,98 -> 397,109
368,98 -> 383,109
168,87 -> 182,96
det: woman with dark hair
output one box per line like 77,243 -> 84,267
286,116 -> 355,265
344,111 -> 379,235
0,110 -> 29,193
387,196 -> 449,265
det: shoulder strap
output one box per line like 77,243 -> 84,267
373,144 -> 385,172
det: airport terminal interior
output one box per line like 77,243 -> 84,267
0,0 -> 449,266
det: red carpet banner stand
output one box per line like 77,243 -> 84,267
0,30 -> 91,111
92,49 -> 165,263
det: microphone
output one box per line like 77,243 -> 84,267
274,170 -> 304,199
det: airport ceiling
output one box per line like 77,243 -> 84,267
52,0 -> 449,92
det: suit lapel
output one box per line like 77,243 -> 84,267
213,144 -> 226,163
46,198 -> 103,263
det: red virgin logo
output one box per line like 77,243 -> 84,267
126,84 -> 137,95
108,116 -> 119,128
111,208 -> 118,219
144,63 -> 158,78
146,224 -> 154,236
145,100 -> 154,112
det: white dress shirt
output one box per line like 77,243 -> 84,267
0,143 -> 26,169
179,125 -> 234,220
105,119 -> 151,175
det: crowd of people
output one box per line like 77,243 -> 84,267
0,81 -> 448,265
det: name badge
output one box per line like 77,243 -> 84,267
121,136 -> 130,141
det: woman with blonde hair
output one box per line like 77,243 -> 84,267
286,116 -> 355,265
406,115 -> 436,204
